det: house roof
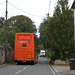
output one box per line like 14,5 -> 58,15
71,0 -> 75,9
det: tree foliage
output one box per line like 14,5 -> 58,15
39,0 -> 74,60
39,18 -> 48,49
7,15 -> 36,33
0,17 -> 5,28
0,17 -> 5,46
0,15 -> 37,48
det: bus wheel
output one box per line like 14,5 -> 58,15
31,61 -> 35,65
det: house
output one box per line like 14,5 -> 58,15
71,0 -> 75,9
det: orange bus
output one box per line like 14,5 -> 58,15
14,33 -> 38,64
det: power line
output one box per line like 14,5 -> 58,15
0,1 -> 5,6
8,2 -> 44,18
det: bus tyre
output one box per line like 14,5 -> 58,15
31,61 -> 35,65
32,62 -> 34,65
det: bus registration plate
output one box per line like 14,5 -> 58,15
22,61 -> 26,62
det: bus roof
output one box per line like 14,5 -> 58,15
15,33 -> 34,35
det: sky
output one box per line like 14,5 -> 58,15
0,0 -> 74,37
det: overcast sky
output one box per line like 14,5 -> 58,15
0,0 -> 74,30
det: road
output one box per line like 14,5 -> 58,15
0,57 -> 58,75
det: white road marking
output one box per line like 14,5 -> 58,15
53,68 -> 58,72
48,65 -> 55,75
15,65 -> 30,75
58,72 -> 61,75
15,70 -> 22,75
51,66 -> 61,75
23,67 -> 27,70
52,66 -> 58,72
28,65 -> 30,67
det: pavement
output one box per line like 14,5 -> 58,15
0,64 -> 8,68
52,65 -> 75,75
0,62 -> 14,68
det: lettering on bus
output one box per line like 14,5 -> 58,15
19,41 -> 28,43
19,41 -> 31,43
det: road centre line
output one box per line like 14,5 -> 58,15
15,65 -> 29,75
23,67 -> 27,70
15,70 -> 22,75
48,65 -> 55,75
23,65 -> 29,70
28,65 -> 30,67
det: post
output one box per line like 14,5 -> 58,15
5,0 -> 8,62
48,0 -> 51,22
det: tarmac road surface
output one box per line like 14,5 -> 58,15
0,57 -> 58,75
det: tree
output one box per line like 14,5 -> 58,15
0,17 -> 5,28
0,17 -> 5,46
0,15 -> 37,48
45,0 -> 74,60
7,15 -> 36,33
0,27 -> 5,46
39,18 -> 48,49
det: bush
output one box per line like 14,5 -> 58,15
46,50 -> 51,61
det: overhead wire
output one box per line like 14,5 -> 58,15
0,1 -> 6,6
0,1 -> 6,18
8,2 -> 44,18
48,0 -> 58,16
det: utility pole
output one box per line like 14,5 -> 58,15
47,13 -> 50,22
5,0 -> 8,62
71,0 -> 75,58
74,9 -> 75,58
47,0 -> 51,22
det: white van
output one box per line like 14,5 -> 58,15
40,50 -> 45,57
